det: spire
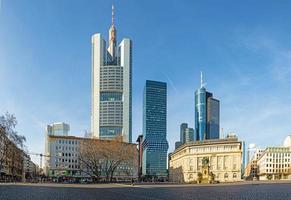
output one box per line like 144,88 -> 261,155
200,71 -> 206,88
112,4 -> 115,26
200,71 -> 203,88
108,4 -> 117,59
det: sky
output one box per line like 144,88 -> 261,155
1,0 -> 291,165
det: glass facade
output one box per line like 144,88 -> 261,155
180,123 -> 188,144
195,87 -> 220,141
142,80 -> 168,177
179,123 -> 194,144
100,127 -> 123,140
195,88 -> 207,141
207,98 -> 220,139
100,92 -> 123,101
46,123 -> 70,136
185,128 -> 194,143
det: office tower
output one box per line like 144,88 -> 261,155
142,80 -> 169,177
180,123 -> 188,144
195,72 -> 220,141
179,123 -> 195,144
175,141 -> 182,149
207,97 -> 220,139
46,122 -> 70,136
91,5 -> 132,143
184,127 -> 194,143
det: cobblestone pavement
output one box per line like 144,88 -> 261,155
0,182 -> 291,200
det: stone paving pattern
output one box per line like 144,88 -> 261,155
0,183 -> 291,200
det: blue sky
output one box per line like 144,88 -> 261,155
1,0 -> 291,164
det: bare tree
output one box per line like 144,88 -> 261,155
0,112 -> 26,148
79,136 -> 138,182
78,139 -> 103,181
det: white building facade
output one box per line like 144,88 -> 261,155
91,6 -> 132,143
257,147 -> 291,180
44,122 -> 70,175
169,137 -> 244,183
45,135 -> 82,177
45,135 -> 138,179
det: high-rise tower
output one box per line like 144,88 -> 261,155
91,6 -> 132,143
142,80 -> 169,177
195,72 -> 220,141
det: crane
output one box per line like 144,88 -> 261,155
26,152 -> 51,169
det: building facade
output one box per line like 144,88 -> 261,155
175,123 -> 194,150
44,122 -> 71,175
180,123 -> 188,144
142,80 -> 169,177
0,128 -> 24,182
195,73 -> 220,141
257,147 -> 291,180
45,135 -> 138,179
23,154 -> 39,181
169,137 -> 243,183
46,122 -> 70,136
91,6 -> 132,143
185,128 -> 194,143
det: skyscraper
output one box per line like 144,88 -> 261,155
142,80 -> 169,177
177,123 -> 195,146
195,72 -> 220,141
180,123 -> 188,144
184,127 -> 194,143
91,6 -> 132,143
46,122 -> 70,136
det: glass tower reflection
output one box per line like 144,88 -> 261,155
142,80 -> 169,177
195,73 -> 220,141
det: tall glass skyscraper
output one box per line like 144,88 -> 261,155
180,123 -> 188,144
185,127 -> 195,143
195,73 -> 220,141
142,80 -> 169,177
91,6 -> 132,142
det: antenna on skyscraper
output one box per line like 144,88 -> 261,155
112,4 -> 115,26
200,71 -> 206,88
221,128 -> 224,138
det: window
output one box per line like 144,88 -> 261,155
224,173 -> 228,178
233,173 -> 237,178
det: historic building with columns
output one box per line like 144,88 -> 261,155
169,135 -> 244,183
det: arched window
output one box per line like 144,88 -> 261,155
233,173 -> 237,178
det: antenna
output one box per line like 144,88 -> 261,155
112,5 -> 115,26
221,128 -> 224,138
200,71 -> 207,88
200,71 -> 203,88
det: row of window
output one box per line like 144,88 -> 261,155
265,168 -> 290,173
265,158 -> 290,162
57,140 -> 80,145
266,153 -> 291,157
55,146 -> 79,152
59,152 -> 78,157
55,164 -> 80,169
265,163 -> 290,168
56,158 -> 78,163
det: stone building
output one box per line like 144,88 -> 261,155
169,136 -> 243,183
0,128 -> 24,181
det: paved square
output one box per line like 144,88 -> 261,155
0,182 -> 291,200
